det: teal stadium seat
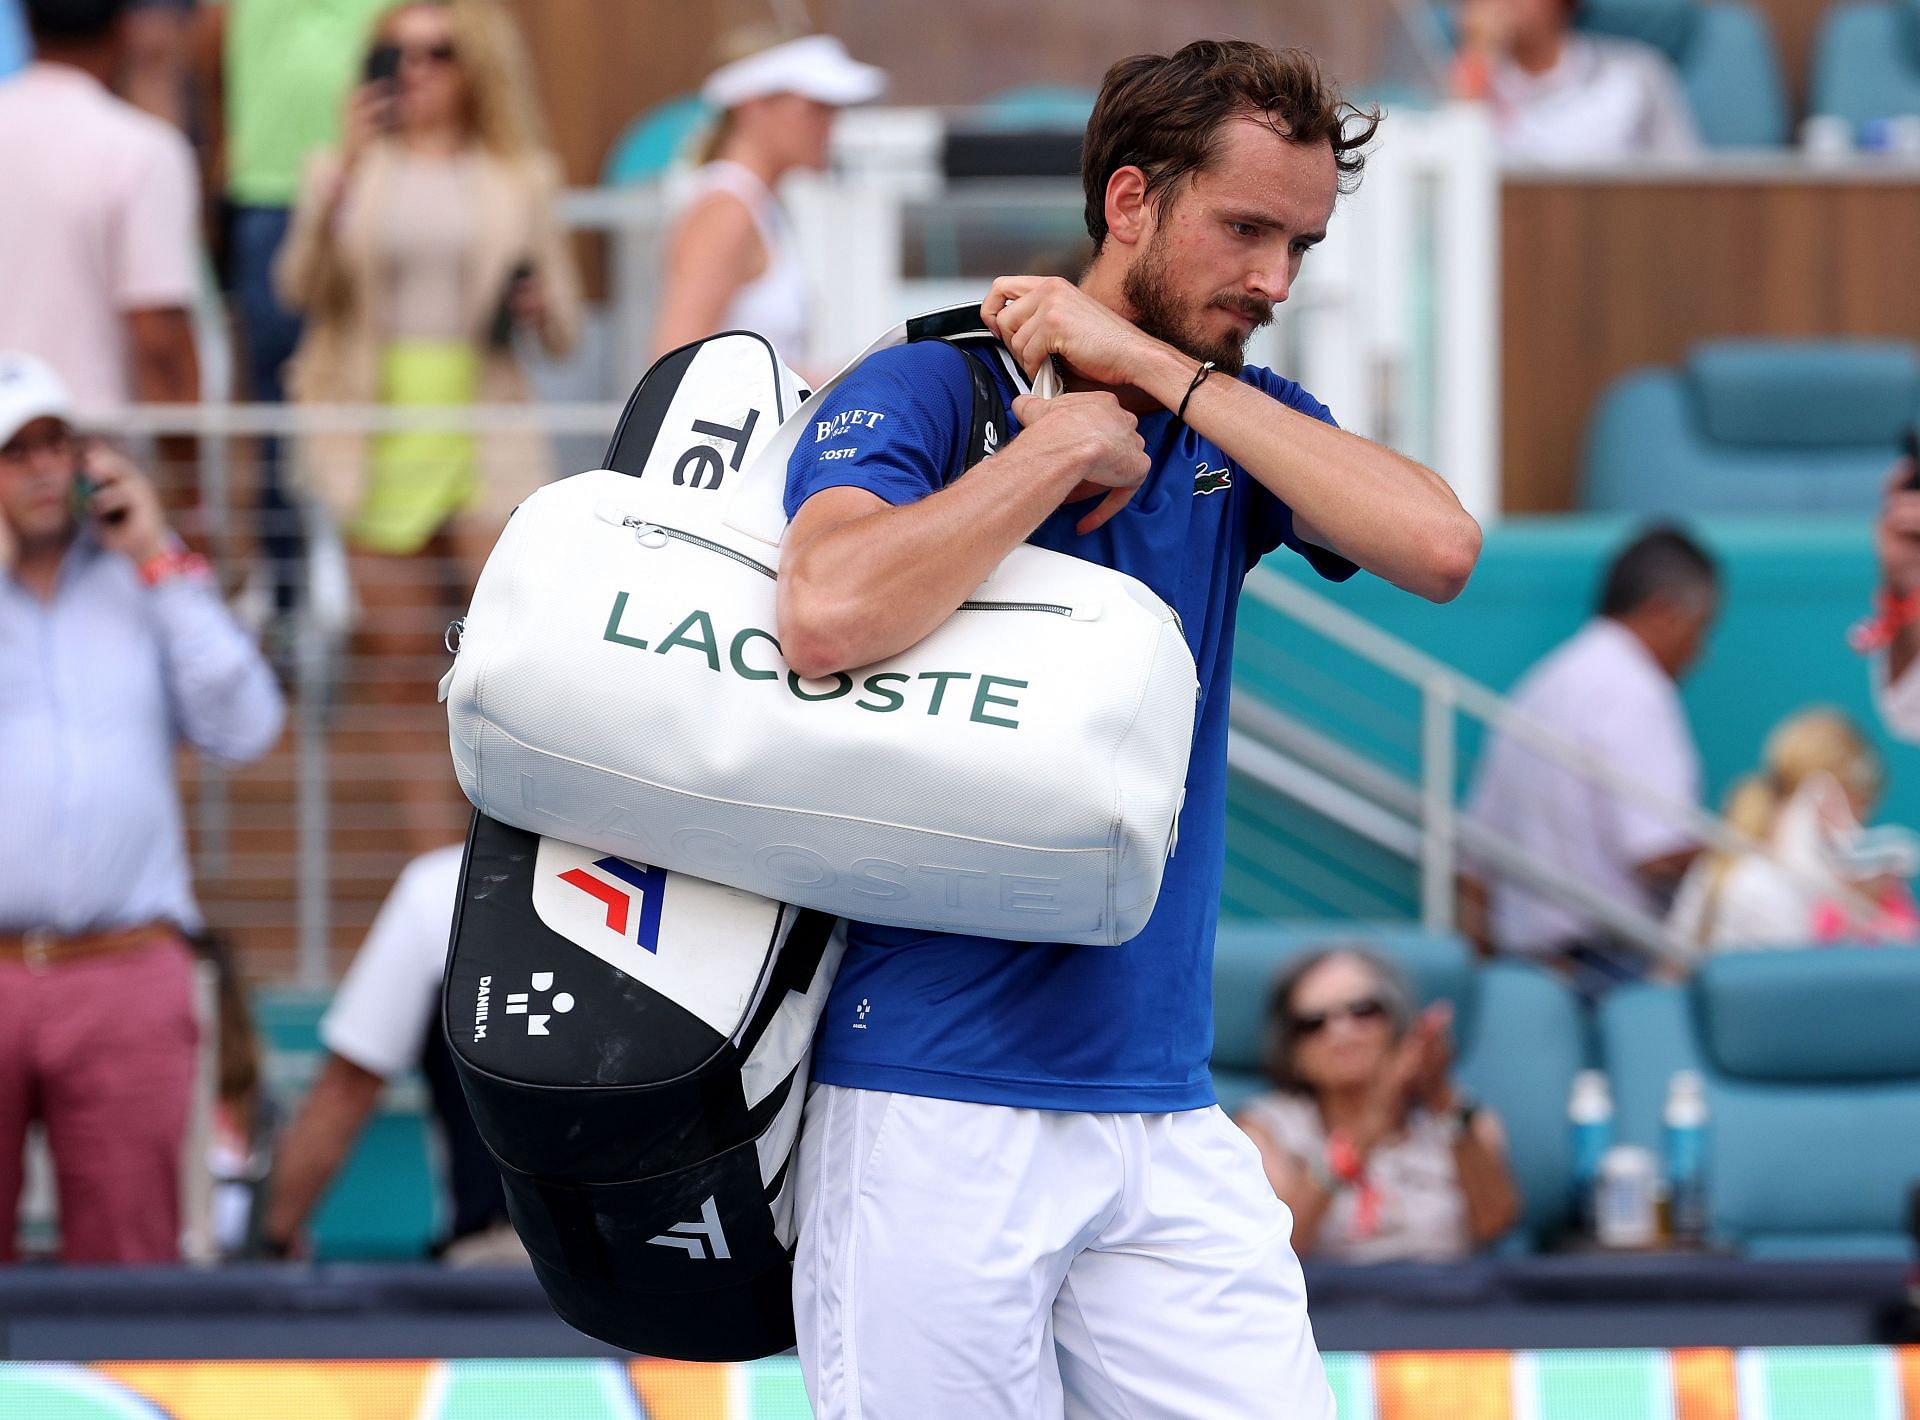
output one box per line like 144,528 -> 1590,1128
973,85 -> 1099,130
1581,340 -> 1919,514
1810,1 -> 1920,130
1211,923 -> 1589,1245
1581,0 -> 1788,146
1598,948 -> 1920,1257
602,94 -> 712,187
254,988 -> 441,1261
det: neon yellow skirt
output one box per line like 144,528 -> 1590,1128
353,341 -> 482,555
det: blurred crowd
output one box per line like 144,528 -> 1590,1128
1,0 -> 1917,1277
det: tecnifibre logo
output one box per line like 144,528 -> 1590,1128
559,855 -> 668,953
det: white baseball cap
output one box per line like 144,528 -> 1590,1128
0,352 -> 73,450
701,34 -> 886,111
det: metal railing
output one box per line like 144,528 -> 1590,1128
1227,568 -> 1874,969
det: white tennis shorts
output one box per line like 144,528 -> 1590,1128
793,1084 -> 1335,1419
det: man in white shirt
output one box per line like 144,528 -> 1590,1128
0,0 -> 200,412
260,845 -> 520,1264
1451,0 -> 1701,163
1462,527 -> 1718,996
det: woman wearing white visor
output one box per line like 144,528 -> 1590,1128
650,34 -> 885,371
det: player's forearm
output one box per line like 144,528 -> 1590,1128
1153,351 -> 1481,603
778,444 -> 1086,677
261,1055 -> 384,1249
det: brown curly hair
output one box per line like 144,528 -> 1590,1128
1081,40 -> 1383,250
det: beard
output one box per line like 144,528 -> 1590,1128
1119,227 -> 1272,378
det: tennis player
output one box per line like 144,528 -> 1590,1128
777,40 -> 1482,1418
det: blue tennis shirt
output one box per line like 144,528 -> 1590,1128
784,340 -> 1357,1111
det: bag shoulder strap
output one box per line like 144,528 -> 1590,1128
723,303 -> 1053,547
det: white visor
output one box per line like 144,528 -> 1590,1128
701,35 -> 886,111
0,352 -> 73,450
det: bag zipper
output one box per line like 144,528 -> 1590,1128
623,518 -> 1073,616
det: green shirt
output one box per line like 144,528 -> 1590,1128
224,0 -> 390,206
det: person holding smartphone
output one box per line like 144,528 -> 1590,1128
0,351 -> 283,1264
274,0 -> 581,855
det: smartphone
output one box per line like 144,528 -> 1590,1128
487,259 -> 536,350
364,42 -> 402,88
364,43 -> 402,131
1905,425 -> 1920,491
68,469 -> 99,524
68,456 -> 128,527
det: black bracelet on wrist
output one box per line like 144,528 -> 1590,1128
1175,359 -> 1216,423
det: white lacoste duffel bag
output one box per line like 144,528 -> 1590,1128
444,307 -> 1198,945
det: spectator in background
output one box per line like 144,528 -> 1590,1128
276,0 -> 581,855
1461,526 -> 1718,996
200,0 -> 392,621
1451,0 -> 1699,162
0,353 -> 282,1264
0,0 -> 200,473
121,0 -> 193,129
1670,708 -> 1920,951
260,845 -> 520,1266
1871,456 -> 1920,739
1236,948 -> 1519,1262
650,32 -> 885,370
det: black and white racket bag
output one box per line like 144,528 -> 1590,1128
439,312 -> 1014,1360
443,811 -> 842,1360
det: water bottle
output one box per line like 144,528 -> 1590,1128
1663,1070 -> 1710,1248
1568,1070 -> 1613,1240
1597,1145 -> 1661,1249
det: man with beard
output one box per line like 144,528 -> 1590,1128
775,40 -> 1481,1419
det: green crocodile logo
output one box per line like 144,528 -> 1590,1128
1193,461 -> 1232,496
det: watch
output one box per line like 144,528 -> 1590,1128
1446,1096 -> 1482,1142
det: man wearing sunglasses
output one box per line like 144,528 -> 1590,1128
0,353 -> 282,1263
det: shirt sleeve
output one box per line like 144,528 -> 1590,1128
320,854 -> 459,1078
149,574 -> 286,764
783,342 -> 977,518
114,123 -> 201,312
1592,681 -> 1701,867
1236,369 -> 1359,582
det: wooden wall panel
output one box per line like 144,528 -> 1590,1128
501,0 -> 1436,184
1500,177 -> 1920,513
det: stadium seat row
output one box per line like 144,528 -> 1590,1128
1582,340 -> 1919,515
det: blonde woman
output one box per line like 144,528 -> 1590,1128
1670,708 -> 1920,951
276,0 -> 582,852
650,33 -> 884,369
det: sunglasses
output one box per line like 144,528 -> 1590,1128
1291,996 -> 1388,1036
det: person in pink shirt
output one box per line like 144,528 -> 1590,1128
0,0 -> 199,439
